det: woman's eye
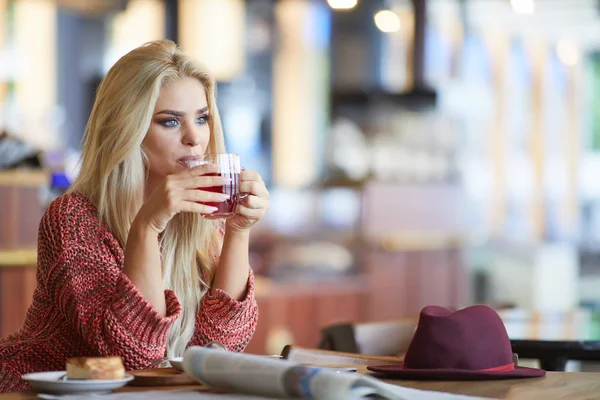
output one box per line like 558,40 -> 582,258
196,114 -> 210,125
159,118 -> 180,128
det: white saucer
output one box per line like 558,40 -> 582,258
22,371 -> 134,395
168,357 -> 184,372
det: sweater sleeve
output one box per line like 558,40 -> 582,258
39,196 -> 181,368
188,268 -> 258,352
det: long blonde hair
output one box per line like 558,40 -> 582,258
70,40 -> 226,357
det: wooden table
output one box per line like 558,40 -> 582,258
380,371 -> 600,399
1,369 -> 599,399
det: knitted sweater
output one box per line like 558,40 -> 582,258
0,192 -> 258,393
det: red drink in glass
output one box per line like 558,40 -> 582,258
200,172 -> 239,219
186,153 -> 241,219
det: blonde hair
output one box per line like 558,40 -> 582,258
70,40 -> 226,357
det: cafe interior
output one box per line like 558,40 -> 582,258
2,0 -> 600,397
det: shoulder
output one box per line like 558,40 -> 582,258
46,191 -> 97,219
38,192 -> 124,269
40,192 -> 110,246
43,192 -> 99,229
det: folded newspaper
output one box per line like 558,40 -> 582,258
182,347 -> 493,400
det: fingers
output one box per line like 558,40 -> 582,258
192,175 -> 231,189
239,194 -> 265,210
178,201 -> 219,215
175,175 -> 230,189
235,204 -> 264,219
240,170 -> 269,202
167,168 -> 269,222
239,180 -> 269,198
240,170 -> 263,183
182,189 -> 230,204
189,163 -> 220,177
164,190 -> 220,215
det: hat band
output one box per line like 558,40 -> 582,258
400,362 -> 515,372
479,363 -> 514,372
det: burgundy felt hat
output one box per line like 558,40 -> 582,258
367,305 -> 546,380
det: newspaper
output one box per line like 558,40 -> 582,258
182,346 -> 493,400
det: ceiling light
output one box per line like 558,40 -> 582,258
556,40 -> 579,66
374,10 -> 401,33
327,0 -> 357,10
510,0 -> 535,15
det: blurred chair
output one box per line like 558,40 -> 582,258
281,345 -> 402,366
317,318 -> 418,356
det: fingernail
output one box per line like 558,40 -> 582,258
208,206 -> 218,213
220,194 -> 230,199
221,177 -> 232,183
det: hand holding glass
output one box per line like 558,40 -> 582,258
185,153 -> 241,219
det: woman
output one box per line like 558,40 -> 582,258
0,40 -> 268,392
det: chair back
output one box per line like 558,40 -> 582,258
318,318 -> 417,356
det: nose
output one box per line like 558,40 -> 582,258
182,124 -> 204,147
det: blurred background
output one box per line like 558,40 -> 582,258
1,0 -> 600,362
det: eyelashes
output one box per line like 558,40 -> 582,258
158,118 -> 179,128
157,114 -> 211,128
196,114 -> 211,125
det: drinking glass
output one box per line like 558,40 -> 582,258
185,153 -> 241,219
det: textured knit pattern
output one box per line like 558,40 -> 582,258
0,192 -> 258,393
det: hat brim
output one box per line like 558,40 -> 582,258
367,364 -> 546,380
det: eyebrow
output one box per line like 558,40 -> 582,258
154,107 -> 209,117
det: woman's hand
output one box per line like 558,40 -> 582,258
134,164 -> 231,234
226,170 -> 269,233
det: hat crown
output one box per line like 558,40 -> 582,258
403,305 -> 514,371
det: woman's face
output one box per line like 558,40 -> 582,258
143,76 -> 211,181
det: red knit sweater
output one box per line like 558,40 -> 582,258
0,192 -> 258,393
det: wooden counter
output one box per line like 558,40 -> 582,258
0,249 -> 37,337
0,249 -> 37,266
0,170 -> 48,187
0,170 -> 48,251
0,170 -> 47,337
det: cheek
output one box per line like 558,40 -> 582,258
143,129 -> 177,175
200,126 -> 212,152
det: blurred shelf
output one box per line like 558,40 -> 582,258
0,249 -> 37,267
0,170 -> 49,187
362,232 -> 479,251
331,88 -> 437,112
318,177 -> 365,189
